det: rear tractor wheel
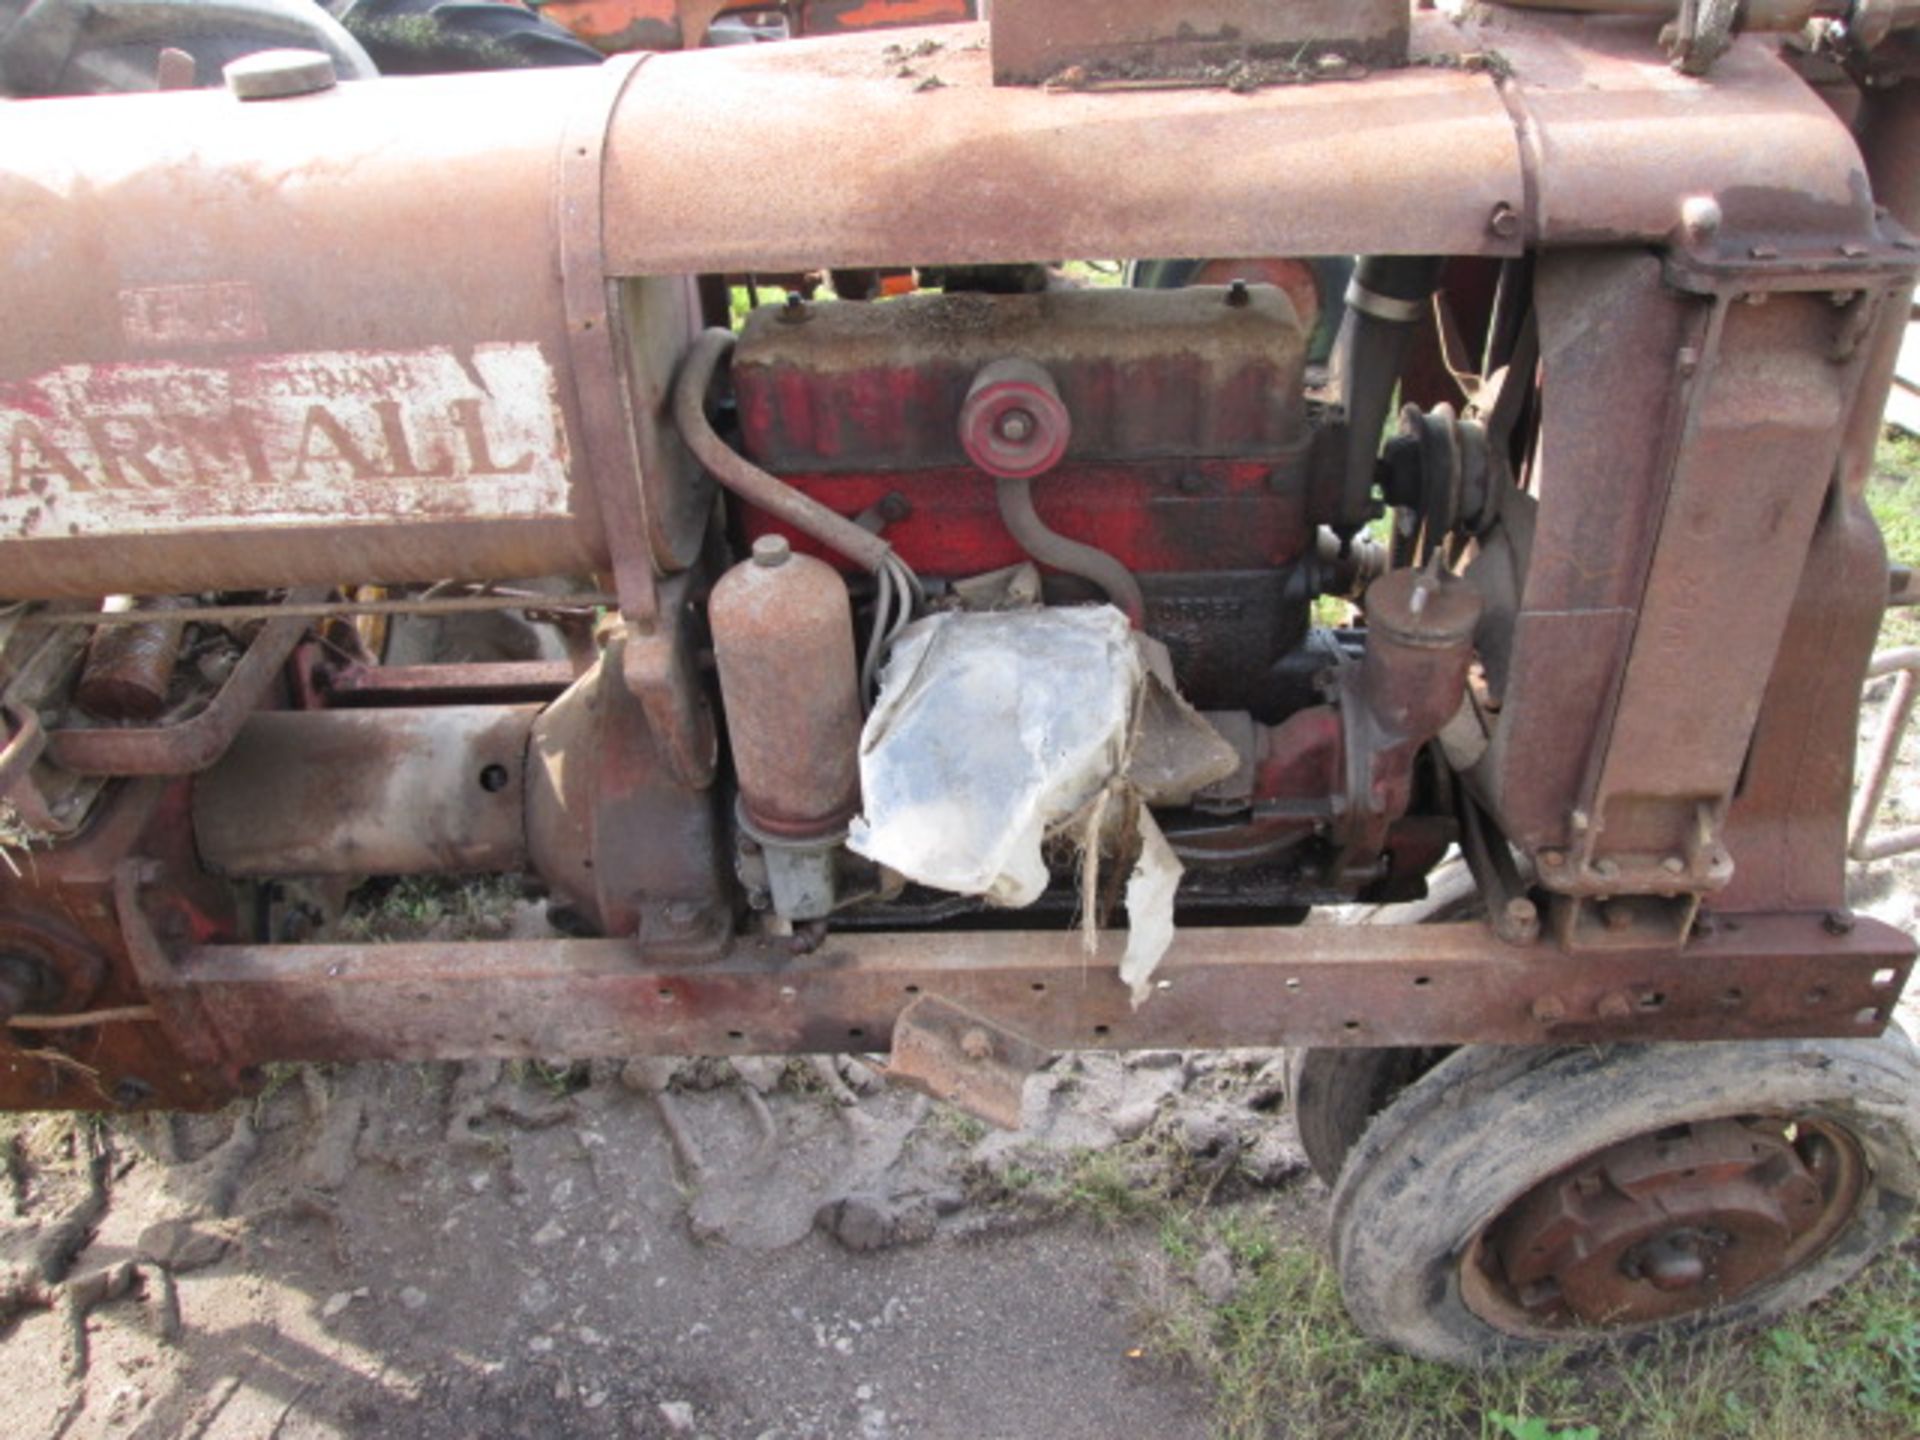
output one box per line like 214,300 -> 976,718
1286,1046 -> 1449,1186
1329,1031 -> 1920,1364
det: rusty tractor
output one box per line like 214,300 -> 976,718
4,0 -> 1920,1364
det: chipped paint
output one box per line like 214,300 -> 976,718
0,342 -> 570,540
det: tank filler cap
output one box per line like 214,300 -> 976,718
225,49 -> 338,101
751,535 -> 792,568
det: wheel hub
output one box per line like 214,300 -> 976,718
1474,1116 -> 1864,1328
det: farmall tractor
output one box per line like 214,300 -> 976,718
3,0 -> 1920,1366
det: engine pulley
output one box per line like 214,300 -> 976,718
957,358 -> 1071,480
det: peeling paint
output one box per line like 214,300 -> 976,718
0,342 -> 570,538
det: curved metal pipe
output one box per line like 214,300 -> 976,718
672,328 -> 896,576
44,589 -> 324,777
993,476 -> 1146,628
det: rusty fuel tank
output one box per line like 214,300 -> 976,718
0,15 -> 1878,602
710,535 -> 862,842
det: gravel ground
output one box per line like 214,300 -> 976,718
0,1037 -> 1307,1440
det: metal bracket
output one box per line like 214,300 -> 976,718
882,994 -> 1049,1131
1664,228 -> 1920,298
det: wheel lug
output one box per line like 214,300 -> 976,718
1627,1232 -> 1710,1291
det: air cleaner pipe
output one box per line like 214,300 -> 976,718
672,328 -> 895,577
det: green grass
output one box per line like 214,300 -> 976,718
335,875 -> 522,943
1872,427 -> 1920,649
1000,1135 -> 1920,1440
1132,1201 -> 1920,1440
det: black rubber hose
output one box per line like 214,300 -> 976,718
1336,255 -> 1444,538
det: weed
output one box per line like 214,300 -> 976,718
928,1105 -> 989,1148
1872,427 -> 1920,648
999,1163 -> 1040,1193
336,875 -> 522,944
1487,1416 -> 1599,1440
1127,1196 -> 1920,1440
1059,1146 -> 1167,1223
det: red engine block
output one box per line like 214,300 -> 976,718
730,284 -> 1325,577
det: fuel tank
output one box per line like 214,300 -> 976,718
0,17 -> 1870,600
0,64 -> 649,598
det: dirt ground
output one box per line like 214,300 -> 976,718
4,682 -> 1920,1440
0,1008 -> 1317,1440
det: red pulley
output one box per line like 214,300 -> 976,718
957,358 -> 1071,480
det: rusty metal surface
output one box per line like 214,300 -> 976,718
884,993 -> 1048,1130
1476,233 -> 1913,920
558,55 -> 699,608
987,0 -> 1409,84
1580,295 -> 1859,854
1483,14 -> 1875,245
1,781 -> 245,1112
1721,493 -> 1888,909
316,660 -> 578,707
675,329 -> 894,576
710,541 -> 862,839
14,594 -> 618,629
525,639 -> 729,948
43,602 -> 313,777
143,913 -> 1912,1070
1471,251 -> 1686,865
0,68 -> 607,599
1553,274 -> 1904,929
602,17 -> 1525,275
193,706 -> 538,878
0,10 -> 1885,608
75,600 -> 187,721
1477,1115 -> 1865,1329
735,285 -> 1310,473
